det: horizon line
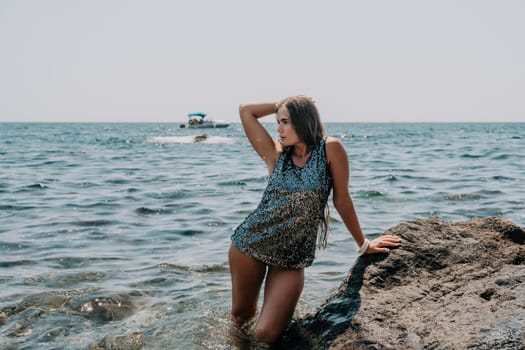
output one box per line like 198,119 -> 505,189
1,120 -> 523,124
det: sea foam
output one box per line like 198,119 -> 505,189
146,135 -> 236,144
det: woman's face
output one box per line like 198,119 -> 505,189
276,107 -> 301,147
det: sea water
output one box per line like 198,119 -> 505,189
1,122 -> 523,349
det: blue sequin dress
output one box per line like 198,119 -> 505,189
231,139 -> 333,268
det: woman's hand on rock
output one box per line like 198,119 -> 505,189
367,235 -> 401,254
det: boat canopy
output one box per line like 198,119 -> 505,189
187,112 -> 207,118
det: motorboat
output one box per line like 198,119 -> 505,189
181,113 -> 230,129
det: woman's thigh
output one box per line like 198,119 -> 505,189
255,266 -> 304,342
228,244 -> 267,322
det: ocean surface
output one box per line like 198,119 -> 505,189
1,122 -> 523,349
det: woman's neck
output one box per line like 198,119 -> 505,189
293,143 -> 310,158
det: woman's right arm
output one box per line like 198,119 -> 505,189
239,102 -> 281,170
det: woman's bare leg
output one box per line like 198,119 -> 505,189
254,266 -> 304,344
228,244 -> 267,325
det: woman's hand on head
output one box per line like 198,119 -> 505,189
366,235 -> 401,254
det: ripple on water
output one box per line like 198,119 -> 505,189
14,183 -> 49,192
43,256 -> 123,269
144,189 -> 193,200
45,271 -> 107,288
172,229 -> 205,236
72,219 -> 117,227
357,190 -> 385,198
65,200 -> 121,209
0,241 -> 31,251
445,193 -> 484,201
0,259 -> 36,268
135,207 -> 174,215
0,204 -> 36,211
157,262 -> 229,274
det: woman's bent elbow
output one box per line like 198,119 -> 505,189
239,104 -> 253,121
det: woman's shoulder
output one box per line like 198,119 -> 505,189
324,136 -> 340,144
324,136 -> 348,160
324,136 -> 344,150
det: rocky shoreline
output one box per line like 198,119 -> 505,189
282,217 -> 525,349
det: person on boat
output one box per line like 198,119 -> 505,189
229,95 -> 401,344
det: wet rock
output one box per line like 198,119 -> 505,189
285,217 -> 525,349
89,331 -> 144,350
13,291 -> 70,313
0,311 -> 8,326
73,294 -> 138,322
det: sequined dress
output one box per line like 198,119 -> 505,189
231,139 -> 333,268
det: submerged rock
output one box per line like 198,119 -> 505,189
89,331 -> 144,350
283,217 -> 525,349
76,295 -> 137,322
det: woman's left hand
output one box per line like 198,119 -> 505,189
366,235 -> 401,254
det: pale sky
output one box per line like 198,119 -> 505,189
1,0 -> 524,123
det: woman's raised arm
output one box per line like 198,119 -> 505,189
239,102 -> 281,170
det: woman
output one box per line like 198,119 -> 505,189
229,95 -> 400,344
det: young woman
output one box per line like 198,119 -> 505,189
229,95 -> 400,344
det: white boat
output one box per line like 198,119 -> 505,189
181,113 -> 230,129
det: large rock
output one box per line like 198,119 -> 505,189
282,217 -> 525,349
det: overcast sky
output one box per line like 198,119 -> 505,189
1,0 -> 523,123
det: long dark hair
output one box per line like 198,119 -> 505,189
278,95 -> 330,249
